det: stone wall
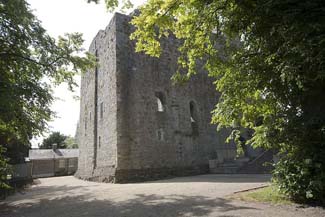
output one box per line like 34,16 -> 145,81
114,13 -> 236,181
76,16 -> 118,181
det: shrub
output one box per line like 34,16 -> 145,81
0,146 -> 12,198
273,152 -> 325,204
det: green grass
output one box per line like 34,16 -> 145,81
232,185 -> 293,204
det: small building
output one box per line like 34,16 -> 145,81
28,147 -> 79,178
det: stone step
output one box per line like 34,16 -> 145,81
209,157 -> 250,174
221,162 -> 238,167
209,151 -> 274,174
238,150 -> 274,174
210,166 -> 239,174
210,161 -> 239,174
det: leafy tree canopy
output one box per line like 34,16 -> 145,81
88,0 -> 133,12
0,0 -> 95,189
40,132 -> 68,149
40,132 -> 78,149
64,136 -> 78,149
95,0 -> 325,203
0,0 -> 95,147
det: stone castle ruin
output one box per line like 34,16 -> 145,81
76,12 -> 239,183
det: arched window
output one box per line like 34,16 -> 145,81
189,101 -> 199,136
155,92 -> 165,112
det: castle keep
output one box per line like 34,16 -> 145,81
76,13 -> 237,183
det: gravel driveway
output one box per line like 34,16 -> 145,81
1,174 -> 324,217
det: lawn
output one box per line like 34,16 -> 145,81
231,185 -> 293,204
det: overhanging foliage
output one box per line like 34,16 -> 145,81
96,0 -> 325,203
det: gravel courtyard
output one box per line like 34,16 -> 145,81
1,174 -> 324,217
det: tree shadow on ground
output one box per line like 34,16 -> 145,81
1,184 -> 95,202
0,192 -> 257,217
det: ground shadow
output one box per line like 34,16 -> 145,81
1,184 -> 95,202
0,192 -> 257,217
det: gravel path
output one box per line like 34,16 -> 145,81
1,174 -> 324,217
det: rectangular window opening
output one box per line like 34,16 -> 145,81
59,159 -> 65,169
100,102 -> 104,119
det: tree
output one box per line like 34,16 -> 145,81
64,136 -> 78,149
40,132 -> 68,149
0,0 -> 94,146
0,146 -> 11,194
95,0 -> 325,203
40,133 -> 79,149
0,0 -> 95,189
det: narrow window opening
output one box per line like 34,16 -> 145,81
157,129 -> 164,141
155,92 -> 165,112
100,102 -> 104,119
84,107 -> 88,134
98,136 -> 101,148
190,101 -> 199,136
176,143 -> 183,161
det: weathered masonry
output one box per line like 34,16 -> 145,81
76,12 -> 237,183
